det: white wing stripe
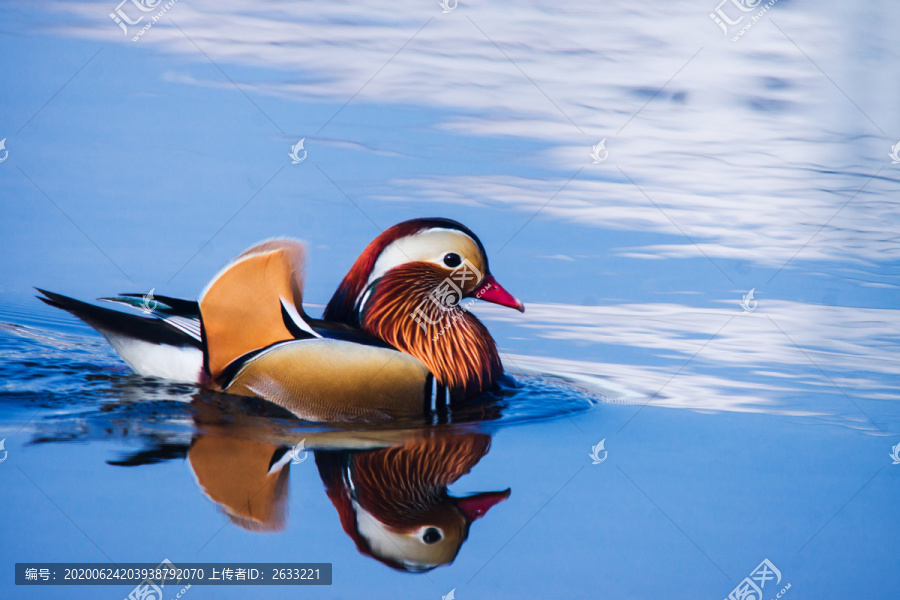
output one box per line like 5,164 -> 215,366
163,315 -> 202,341
280,298 -> 322,338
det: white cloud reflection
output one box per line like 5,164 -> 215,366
51,0 -> 900,267
479,300 -> 900,418
379,172 -> 900,267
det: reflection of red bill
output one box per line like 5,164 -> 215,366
457,488 -> 511,521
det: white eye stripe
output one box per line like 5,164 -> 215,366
365,228 -> 481,290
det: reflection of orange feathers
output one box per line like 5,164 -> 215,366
199,239 -> 308,380
350,433 -> 491,527
362,264 -> 501,395
189,436 -> 289,532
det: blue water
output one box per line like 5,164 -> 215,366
2,0 -> 899,598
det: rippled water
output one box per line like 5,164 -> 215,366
1,0 -> 899,598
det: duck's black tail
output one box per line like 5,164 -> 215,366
36,288 -> 204,382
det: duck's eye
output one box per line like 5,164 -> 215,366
422,527 -> 442,544
443,253 -> 462,268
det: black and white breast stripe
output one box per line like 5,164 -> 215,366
424,373 -> 450,417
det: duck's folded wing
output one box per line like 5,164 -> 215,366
102,293 -> 200,317
100,293 -> 202,341
199,238 -> 321,381
224,339 -> 435,422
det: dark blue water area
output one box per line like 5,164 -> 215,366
1,383 -> 897,599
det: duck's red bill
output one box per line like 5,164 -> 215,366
474,275 -> 525,312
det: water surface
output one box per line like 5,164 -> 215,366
1,0 -> 899,598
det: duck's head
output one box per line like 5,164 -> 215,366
324,218 -> 524,396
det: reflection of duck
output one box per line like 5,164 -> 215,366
181,417 -> 508,571
37,218 -> 524,421
316,433 -> 509,572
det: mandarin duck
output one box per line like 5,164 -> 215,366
37,218 -> 524,421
